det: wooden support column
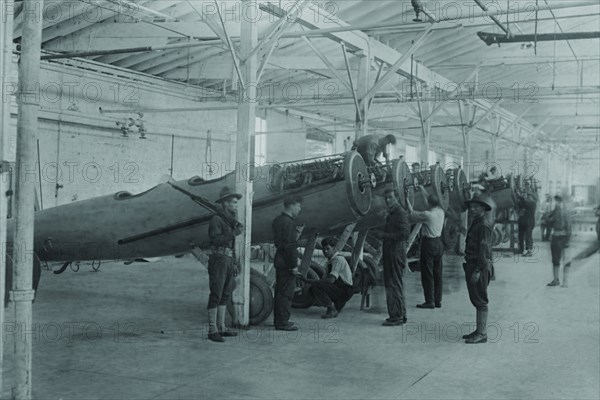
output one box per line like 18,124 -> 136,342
418,101 -> 431,165
12,0 -> 43,398
233,0 -> 257,327
544,150 -> 551,194
0,0 -> 15,391
490,114 -> 500,164
354,50 -> 370,139
459,101 -> 473,180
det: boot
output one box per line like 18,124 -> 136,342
207,307 -> 224,342
217,305 -> 238,337
466,310 -> 488,344
547,266 -> 560,286
561,266 -> 570,288
322,306 -> 338,319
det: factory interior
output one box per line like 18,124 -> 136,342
0,1 -> 599,399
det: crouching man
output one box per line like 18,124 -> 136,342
305,237 -> 354,318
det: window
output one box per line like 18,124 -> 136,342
428,150 -> 437,166
405,145 -> 417,165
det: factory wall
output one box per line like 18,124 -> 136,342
4,59 -> 237,209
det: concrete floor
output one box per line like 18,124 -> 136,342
2,229 -> 599,400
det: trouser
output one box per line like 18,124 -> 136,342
541,223 -> 551,241
273,268 -> 296,327
550,235 -> 568,266
518,223 -> 533,252
383,243 -> 407,321
464,262 -> 493,312
309,279 -> 354,312
207,254 -> 235,309
419,236 -> 444,305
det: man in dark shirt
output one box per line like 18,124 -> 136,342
207,187 -> 244,343
547,195 -> 572,287
373,188 -> 410,326
517,189 -> 537,257
272,195 -> 303,331
351,134 -> 396,166
462,194 -> 494,344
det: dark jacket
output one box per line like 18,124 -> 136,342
272,212 -> 299,270
465,215 -> 493,271
548,206 -> 571,237
382,204 -> 410,256
209,214 -> 236,248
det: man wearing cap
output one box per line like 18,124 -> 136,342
206,187 -> 244,342
546,195 -> 572,287
372,188 -> 410,326
272,195 -> 304,331
407,186 -> 446,309
462,194 -> 494,344
351,134 -> 396,166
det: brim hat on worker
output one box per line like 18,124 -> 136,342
464,193 -> 493,211
216,186 -> 242,203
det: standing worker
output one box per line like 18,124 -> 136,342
407,186 -> 446,309
352,134 -> 396,166
462,194 -> 494,344
272,195 -> 304,331
372,188 -> 410,326
517,189 -> 537,257
547,195 -> 572,287
206,187 -> 244,343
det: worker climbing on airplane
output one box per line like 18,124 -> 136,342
351,134 -> 397,167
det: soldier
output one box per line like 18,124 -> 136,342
206,187 -> 244,343
462,194 -> 494,344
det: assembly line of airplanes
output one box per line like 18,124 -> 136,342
4,150 -> 524,325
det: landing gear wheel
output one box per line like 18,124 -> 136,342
391,159 -> 414,209
292,262 -> 325,309
226,269 -> 274,326
248,269 -> 274,325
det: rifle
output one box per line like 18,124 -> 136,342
167,181 -> 243,230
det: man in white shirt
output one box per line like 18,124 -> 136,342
305,237 -> 354,319
407,186 -> 446,309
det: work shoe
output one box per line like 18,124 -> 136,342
416,303 -> 435,309
322,309 -> 338,319
275,324 -> 298,331
465,333 -> 487,344
435,303 -> 442,308
547,279 -> 560,287
208,332 -> 224,343
382,318 -> 404,326
462,331 -> 477,339
561,282 -> 569,288
522,250 -> 533,257
220,330 -> 238,337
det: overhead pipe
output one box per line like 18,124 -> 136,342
478,31 -> 600,45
